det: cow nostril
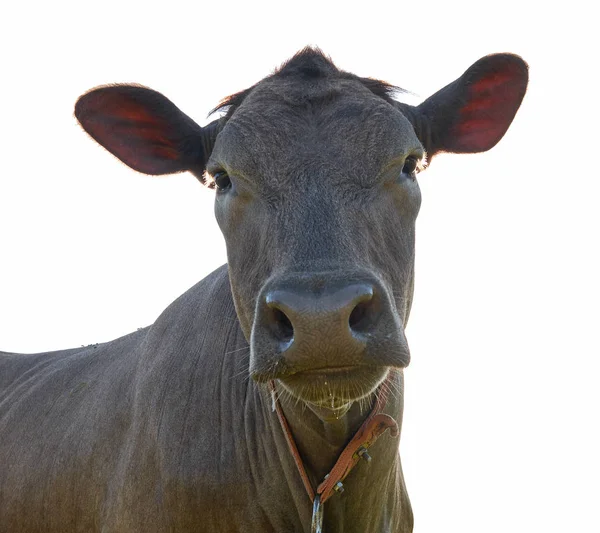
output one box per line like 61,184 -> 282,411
271,308 -> 294,344
349,300 -> 375,334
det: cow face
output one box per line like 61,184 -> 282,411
208,72 -> 421,408
75,48 -> 527,411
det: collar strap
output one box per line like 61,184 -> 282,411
269,376 -> 399,505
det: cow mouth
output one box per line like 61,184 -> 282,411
277,365 -> 389,408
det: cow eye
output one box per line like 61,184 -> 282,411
401,157 -> 419,179
213,171 -> 232,192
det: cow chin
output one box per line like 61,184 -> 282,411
276,365 -> 390,410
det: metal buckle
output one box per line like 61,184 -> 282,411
311,494 -> 324,533
355,445 -> 372,463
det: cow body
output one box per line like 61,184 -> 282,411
0,266 -> 411,532
0,49 -> 527,532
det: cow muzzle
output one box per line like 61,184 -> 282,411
250,273 -> 410,403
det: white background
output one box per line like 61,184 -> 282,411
1,1 -> 598,531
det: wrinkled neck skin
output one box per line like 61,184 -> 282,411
94,266 -> 411,533
272,370 -> 413,532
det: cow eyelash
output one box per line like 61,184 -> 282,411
402,155 -> 427,180
401,156 -> 425,179
210,171 -> 232,192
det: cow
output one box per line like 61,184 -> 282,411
0,48 -> 528,532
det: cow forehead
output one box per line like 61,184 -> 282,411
210,77 -> 421,184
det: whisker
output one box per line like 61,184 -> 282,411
223,345 -> 251,355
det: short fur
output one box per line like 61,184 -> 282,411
1,48 -> 528,532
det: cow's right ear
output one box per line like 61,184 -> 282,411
75,85 -> 218,182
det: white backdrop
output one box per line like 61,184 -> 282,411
1,1 -> 598,531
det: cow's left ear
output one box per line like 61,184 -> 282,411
409,54 -> 528,159
75,85 -> 219,182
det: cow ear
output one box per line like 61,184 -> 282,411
415,54 -> 528,158
75,85 -> 218,180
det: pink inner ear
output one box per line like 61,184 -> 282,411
89,92 -> 162,127
79,91 -> 182,172
470,69 -> 520,94
453,62 -> 525,152
100,96 -> 177,154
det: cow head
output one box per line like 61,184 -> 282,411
75,49 -> 527,414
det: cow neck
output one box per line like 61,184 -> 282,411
268,377 -> 399,532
